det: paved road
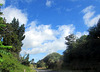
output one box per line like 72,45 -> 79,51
36,69 -> 57,72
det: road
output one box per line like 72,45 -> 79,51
35,69 -> 57,72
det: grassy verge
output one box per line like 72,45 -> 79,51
0,53 -> 36,72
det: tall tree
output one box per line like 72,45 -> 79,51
11,18 -> 25,47
3,18 -> 25,58
21,54 -> 30,66
88,19 -> 100,39
0,4 -> 12,63
64,34 -> 76,52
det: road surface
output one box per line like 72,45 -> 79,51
36,69 -> 57,72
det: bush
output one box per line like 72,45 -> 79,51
0,53 -> 36,72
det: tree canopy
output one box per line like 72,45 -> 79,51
63,19 -> 100,70
43,52 -> 62,69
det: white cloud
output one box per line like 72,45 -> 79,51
82,6 -> 94,13
21,21 -> 75,54
46,0 -> 53,7
82,5 -> 100,27
0,0 -> 5,5
2,6 -> 28,26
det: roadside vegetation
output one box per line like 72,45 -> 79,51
36,19 -> 100,71
0,4 -> 36,72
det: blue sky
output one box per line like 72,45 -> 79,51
0,0 -> 100,62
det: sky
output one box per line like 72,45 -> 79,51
0,0 -> 100,62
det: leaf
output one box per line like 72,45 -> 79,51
0,4 -> 3,6
0,59 -> 3,62
0,24 -> 6,27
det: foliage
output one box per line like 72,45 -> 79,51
0,4 -> 36,72
64,34 -> 76,53
0,4 -> 3,6
0,53 -> 36,72
37,60 -> 46,68
63,19 -> 100,70
0,14 -> 12,64
43,52 -> 62,69
88,19 -> 100,40
19,54 -> 30,66
2,18 -> 25,59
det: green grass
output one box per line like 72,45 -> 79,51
0,53 -> 36,72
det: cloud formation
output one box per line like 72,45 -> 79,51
46,0 -> 53,7
21,21 -> 75,54
0,0 -> 5,5
82,5 -> 100,27
2,6 -> 28,26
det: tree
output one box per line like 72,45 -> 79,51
11,18 -> 25,42
20,54 -> 30,66
63,19 -> 100,70
3,18 -> 25,58
63,34 -> 76,64
88,19 -> 100,39
65,34 -> 76,52
0,4 -> 12,63
3,24 -> 21,54
43,52 -> 62,69
11,18 -> 25,49
87,19 -> 100,62
37,60 -> 46,68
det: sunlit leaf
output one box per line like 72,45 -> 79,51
0,4 -> 3,6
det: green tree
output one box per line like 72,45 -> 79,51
3,23 -> 21,56
88,19 -> 100,39
11,18 -> 25,42
21,54 -> 30,66
63,19 -> 100,70
43,52 -> 62,69
63,34 -> 76,65
37,60 -> 46,68
87,19 -> 100,62
0,4 -> 12,63
3,18 -> 25,58
65,34 -> 76,52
